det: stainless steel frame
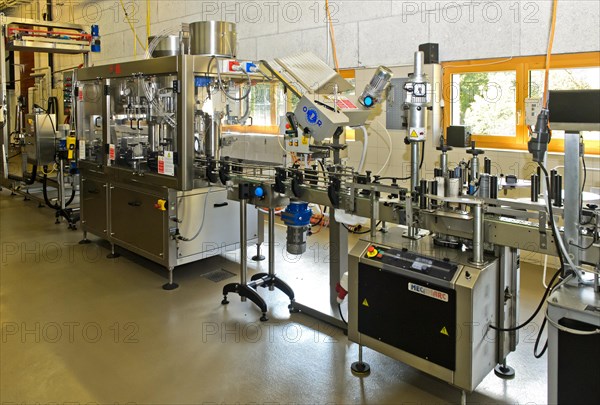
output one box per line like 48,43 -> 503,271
76,55 -> 258,286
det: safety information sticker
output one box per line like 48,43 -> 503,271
408,282 -> 448,302
108,144 -> 115,161
158,151 -> 175,176
79,140 -> 86,160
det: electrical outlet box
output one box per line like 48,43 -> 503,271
525,98 -> 542,127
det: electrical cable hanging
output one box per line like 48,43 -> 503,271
542,0 -> 559,109
325,0 -> 340,72
119,0 -> 146,53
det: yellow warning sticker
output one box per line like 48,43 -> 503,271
302,136 -> 308,145
440,326 -> 449,336
410,130 -> 418,138
362,298 -> 369,307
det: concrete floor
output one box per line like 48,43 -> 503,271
1,189 -> 550,404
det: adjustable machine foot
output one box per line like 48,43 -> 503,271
250,272 -> 296,312
351,344 -> 371,376
106,244 -> 120,259
222,282 -> 269,321
162,268 -> 179,290
494,363 -> 515,379
251,243 -> 265,261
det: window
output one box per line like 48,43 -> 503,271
443,52 -> 600,154
223,69 -> 356,135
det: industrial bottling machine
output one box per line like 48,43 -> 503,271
75,22 -> 258,289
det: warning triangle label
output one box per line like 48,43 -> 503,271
410,130 -> 418,138
440,326 -> 449,336
362,299 -> 369,307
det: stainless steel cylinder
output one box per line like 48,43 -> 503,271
471,155 -> 479,182
410,141 -> 420,192
440,152 -> 448,176
414,51 -> 424,78
148,35 -> 187,57
205,112 -> 222,159
472,204 -> 484,264
286,226 -> 307,255
189,21 -> 237,57
478,173 -> 490,198
446,177 -> 460,198
435,177 -> 445,198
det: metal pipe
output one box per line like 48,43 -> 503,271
240,199 -> 248,295
410,141 -> 419,193
484,157 -> 491,174
268,207 -> 275,291
471,155 -> 479,182
531,174 -> 539,202
472,204 -> 484,264
490,176 -> 498,199
419,179 -> 428,209
440,152 -> 448,176
553,175 -> 562,207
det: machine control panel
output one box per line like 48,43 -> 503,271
364,245 -> 459,281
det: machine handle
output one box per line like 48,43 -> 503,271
94,116 -> 102,127
130,119 -> 135,130
128,201 -> 142,207
213,202 -> 229,208
137,118 -> 142,130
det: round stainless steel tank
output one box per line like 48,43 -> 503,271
148,35 -> 188,57
189,21 -> 236,57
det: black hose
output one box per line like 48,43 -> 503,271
42,174 -> 60,209
42,174 -> 75,209
489,267 -> 562,332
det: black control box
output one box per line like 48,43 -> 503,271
446,126 -> 471,147
419,43 -> 439,64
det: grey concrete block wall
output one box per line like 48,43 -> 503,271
14,0 -> 595,67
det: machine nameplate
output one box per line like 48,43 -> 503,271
408,282 -> 449,302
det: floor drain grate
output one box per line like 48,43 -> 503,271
202,268 -> 236,283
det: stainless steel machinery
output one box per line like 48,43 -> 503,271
75,23 -> 258,289
190,51 -> 598,403
1,16 -> 96,227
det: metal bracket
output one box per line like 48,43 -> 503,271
538,210 -> 547,250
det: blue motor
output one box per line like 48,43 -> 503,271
91,25 -> 101,53
281,201 -> 312,254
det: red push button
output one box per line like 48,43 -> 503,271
367,246 -> 375,252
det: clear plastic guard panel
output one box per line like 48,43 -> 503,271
76,80 -> 104,164
108,74 -> 178,176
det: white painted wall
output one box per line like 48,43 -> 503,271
21,0 -> 597,67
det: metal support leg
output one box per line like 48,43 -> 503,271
106,243 -> 120,259
461,390 -> 467,405
351,336 -> 371,375
470,203 -> 485,265
162,267 -> 179,290
79,230 -> 91,244
252,210 -> 265,261
268,208 -> 275,290
250,207 -> 297,313
222,199 -> 269,321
